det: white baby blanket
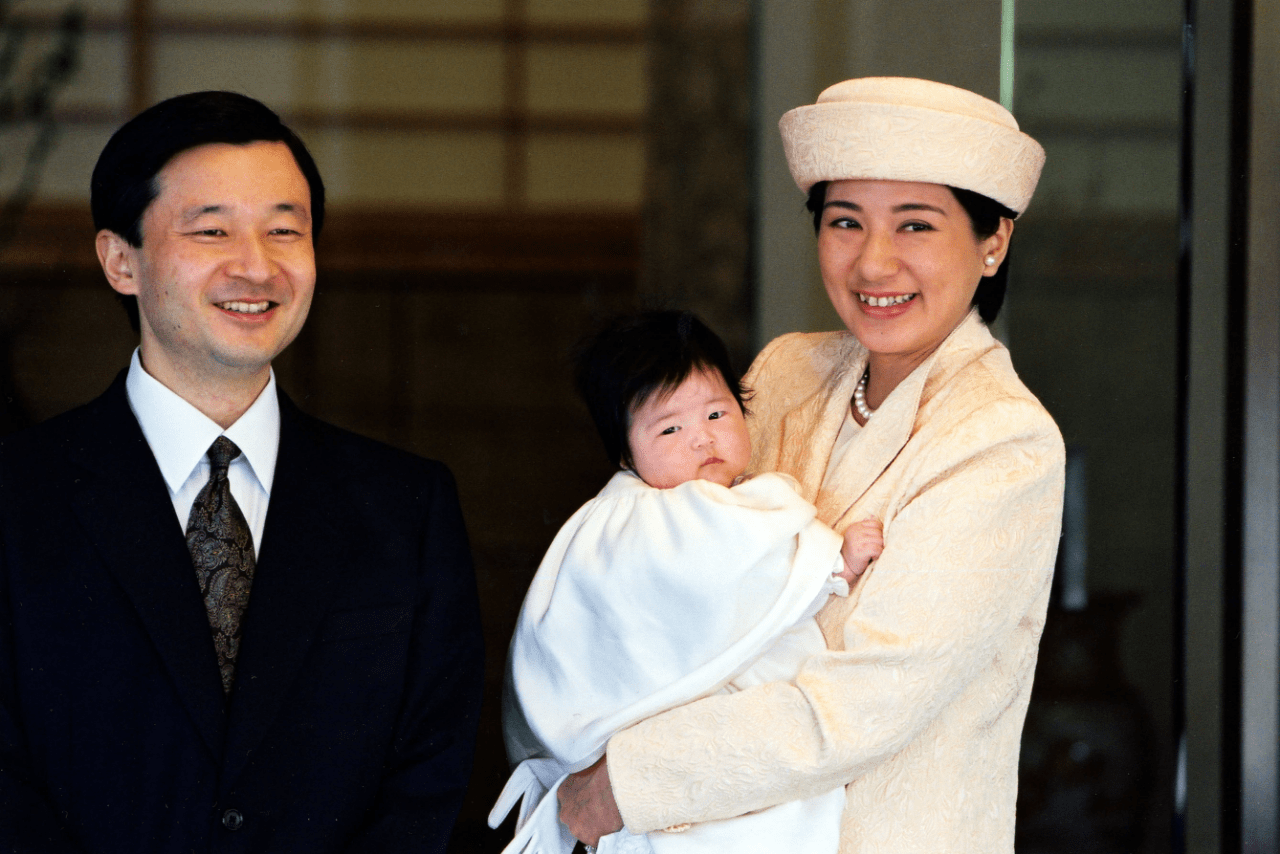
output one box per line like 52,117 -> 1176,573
491,471 -> 848,854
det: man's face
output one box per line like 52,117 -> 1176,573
103,140 -> 316,392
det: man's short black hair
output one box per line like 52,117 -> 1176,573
572,310 -> 750,470
91,91 -> 325,330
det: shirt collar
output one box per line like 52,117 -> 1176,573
125,349 -> 281,496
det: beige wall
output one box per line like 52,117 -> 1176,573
1241,0 -> 1280,847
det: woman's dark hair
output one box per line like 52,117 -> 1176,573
573,310 -> 750,469
804,180 -> 1018,323
91,91 -> 326,331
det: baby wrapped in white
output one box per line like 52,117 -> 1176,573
491,469 -> 849,854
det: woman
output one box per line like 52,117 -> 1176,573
558,77 -> 1064,854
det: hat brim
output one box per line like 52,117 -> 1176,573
780,101 -> 1045,215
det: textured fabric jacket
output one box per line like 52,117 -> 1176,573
606,311 -> 1065,854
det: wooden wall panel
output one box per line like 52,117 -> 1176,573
525,42 -> 648,114
526,0 -> 646,25
524,133 -> 645,207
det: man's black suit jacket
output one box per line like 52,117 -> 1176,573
0,373 -> 484,853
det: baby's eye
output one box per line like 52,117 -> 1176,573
660,425 -> 679,435
708,411 -> 725,420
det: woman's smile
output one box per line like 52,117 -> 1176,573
857,292 -> 916,308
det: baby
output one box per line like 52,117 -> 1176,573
490,311 -> 882,854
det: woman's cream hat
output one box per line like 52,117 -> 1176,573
779,77 -> 1045,215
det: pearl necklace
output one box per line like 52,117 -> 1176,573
853,368 -> 874,421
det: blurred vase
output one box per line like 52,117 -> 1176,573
1016,593 -> 1155,854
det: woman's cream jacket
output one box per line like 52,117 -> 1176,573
606,310 -> 1066,853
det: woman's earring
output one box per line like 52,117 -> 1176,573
984,255 -> 997,266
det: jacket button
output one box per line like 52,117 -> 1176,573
222,809 -> 244,831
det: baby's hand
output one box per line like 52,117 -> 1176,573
837,518 -> 883,583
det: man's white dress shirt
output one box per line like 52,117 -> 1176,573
124,349 -> 279,556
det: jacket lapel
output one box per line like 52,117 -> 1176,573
66,374 -> 227,759
768,334 -> 908,526
221,392 -> 356,785
775,347 -> 865,504
815,354 -> 929,528
787,313 -> 996,529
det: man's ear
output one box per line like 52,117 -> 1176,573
96,230 -> 138,295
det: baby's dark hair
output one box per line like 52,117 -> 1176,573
573,310 -> 750,469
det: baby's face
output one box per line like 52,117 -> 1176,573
626,368 -> 751,489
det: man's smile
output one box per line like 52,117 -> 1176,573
217,300 -> 273,314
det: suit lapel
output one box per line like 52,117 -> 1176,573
66,375 -> 227,759
222,393 -> 357,785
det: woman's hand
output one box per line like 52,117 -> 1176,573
557,754 -> 624,847
838,518 -> 884,583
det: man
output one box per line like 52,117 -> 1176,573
0,91 -> 484,852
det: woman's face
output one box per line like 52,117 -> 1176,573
816,179 -> 1012,370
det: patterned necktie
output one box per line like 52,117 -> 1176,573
186,436 -> 256,694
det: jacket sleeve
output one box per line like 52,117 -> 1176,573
606,398 -> 1064,832
344,464 -> 485,854
0,497 -> 86,852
